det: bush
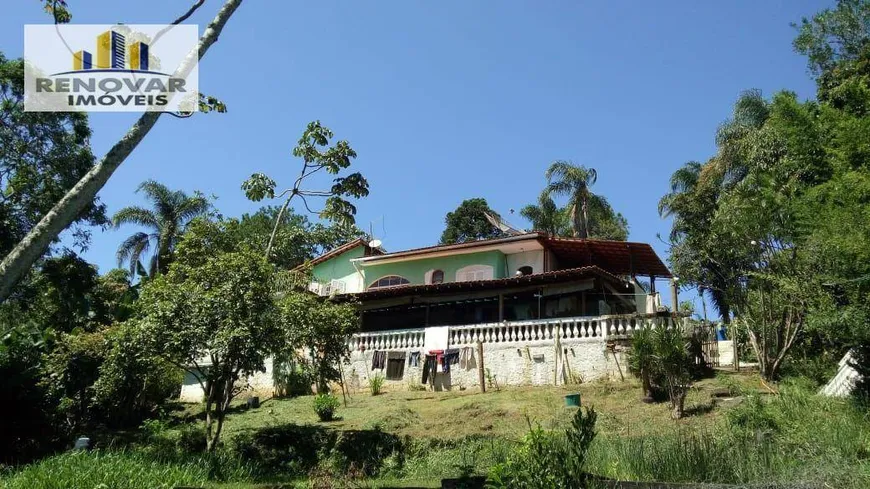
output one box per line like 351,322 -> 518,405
93,324 -> 182,428
231,423 -> 402,478
40,331 -> 108,431
272,352 -> 314,397
850,342 -> 870,406
487,407 -> 597,488
314,393 -> 340,421
369,374 -> 385,396
0,326 -> 61,464
627,326 -> 655,399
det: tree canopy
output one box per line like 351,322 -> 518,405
439,198 -> 505,244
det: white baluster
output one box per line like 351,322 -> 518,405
596,321 -> 603,337
571,321 -> 578,338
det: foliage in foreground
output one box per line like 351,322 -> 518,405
586,380 -> 870,487
135,218 -> 282,452
487,407 -> 597,489
1,451 -> 217,489
313,394 -> 340,421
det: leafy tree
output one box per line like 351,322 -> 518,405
236,206 -> 364,269
793,0 -> 870,77
0,0 -> 244,303
440,198 -> 505,244
242,121 -> 369,260
520,191 -> 570,236
0,52 -> 107,257
112,180 -> 210,277
586,196 -> 629,241
134,218 -> 281,451
277,291 -> 359,393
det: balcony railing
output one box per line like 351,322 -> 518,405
348,314 -> 683,351
348,327 -> 426,351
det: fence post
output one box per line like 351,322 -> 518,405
477,340 -> 486,393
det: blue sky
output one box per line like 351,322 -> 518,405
3,1 -> 829,311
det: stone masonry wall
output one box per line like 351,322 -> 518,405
345,337 -> 627,393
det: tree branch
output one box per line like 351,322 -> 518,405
0,0 -> 245,303
152,0 -> 207,46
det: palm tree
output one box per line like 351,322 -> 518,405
545,161 -> 598,238
113,180 -> 209,277
520,191 -> 570,236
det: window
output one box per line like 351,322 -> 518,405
368,275 -> 410,289
456,264 -> 494,282
431,270 -> 445,284
323,279 -> 346,296
386,357 -> 405,380
517,266 -> 533,276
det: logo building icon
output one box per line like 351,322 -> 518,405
72,29 -> 149,71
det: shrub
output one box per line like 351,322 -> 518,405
272,351 -> 314,397
849,342 -> 870,406
627,326 -> 656,399
40,331 -> 108,431
487,407 -> 597,488
653,327 -> 694,419
231,423 -> 402,478
93,324 -> 182,428
314,393 -> 341,421
369,374 -> 385,396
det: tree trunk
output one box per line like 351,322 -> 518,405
641,371 -> 652,399
580,195 -> 590,239
671,392 -> 685,420
265,194 -> 294,259
569,202 -> 580,238
205,380 -> 215,450
0,0 -> 245,303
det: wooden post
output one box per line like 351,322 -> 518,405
498,294 -> 504,322
477,341 -> 486,393
733,320 -> 740,372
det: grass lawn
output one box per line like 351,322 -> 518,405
185,369 -> 762,444
10,370 -> 864,489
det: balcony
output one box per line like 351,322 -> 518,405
347,313 -> 684,351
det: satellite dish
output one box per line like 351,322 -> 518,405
369,239 -> 382,248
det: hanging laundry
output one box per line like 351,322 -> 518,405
386,351 -> 406,380
408,351 -> 421,367
422,354 -> 437,385
371,350 -> 386,370
428,349 -> 444,374
443,348 -> 460,373
459,346 -> 475,370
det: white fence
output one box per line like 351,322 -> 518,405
348,314 -> 683,350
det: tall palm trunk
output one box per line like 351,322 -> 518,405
0,0 -> 245,303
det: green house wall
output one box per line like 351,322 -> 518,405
312,245 -> 365,283
362,250 -> 506,287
